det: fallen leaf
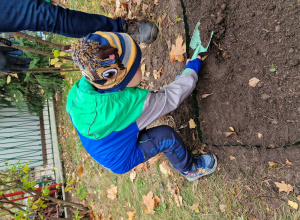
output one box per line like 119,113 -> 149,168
229,127 -> 235,131
174,194 -> 183,207
107,185 -> 118,200
170,36 -> 186,62
159,162 -> 172,177
249,77 -> 260,87
190,203 -> 199,211
77,166 -> 83,175
154,196 -> 160,207
275,181 -> 293,194
141,64 -> 146,76
225,132 -> 236,137
157,66 -> 164,79
10,73 -> 18,78
158,13 -> 167,30
219,204 -> 226,212
229,156 -> 236,160
192,132 -> 196,141
288,200 -> 298,210
258,133 -> 263,139
297,195 -> 300,202
142,3 -> 148,13
189,119 -> 196,129
141,191 -> 155,214
268,161 -> 278,168
41,89 -> 45,94
132,0 -> 141,5
148,155 -> 161,165
130,170 -> 136,182
286,159 -> 293,165
153,70 -> 158,79
136,163 -> 144,172
127,211 -> 135,220
72,127 -> 76,134
154,0 -> 159,5
201,93 -> 213,99
7,75 -> 11,84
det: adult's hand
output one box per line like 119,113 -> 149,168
0,46 -> 30,73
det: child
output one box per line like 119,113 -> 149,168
66,32 -> 217,181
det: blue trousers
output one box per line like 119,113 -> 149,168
138,125 -> 193,173
0,0 -> 125,38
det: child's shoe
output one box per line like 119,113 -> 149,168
182,154 -> 217,181
124,19 -> 158,44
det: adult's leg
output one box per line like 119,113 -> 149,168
0,0 -> 125,38
138,125 -> 193,173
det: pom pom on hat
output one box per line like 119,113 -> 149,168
71,32 -> 141,92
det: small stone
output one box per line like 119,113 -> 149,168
289,48 -> 294,53
263,52 -> 267,56
262,94 -> 271,100
289,59 -> 299,67
221,4 -> 226,11
254,69 -> 259,73
271,120 -> 278,125
269,99 -> 274,103
275,25 -> 280,32
251,12 -> 255,17
257,81 -> 264,87
277,87 -> 282,91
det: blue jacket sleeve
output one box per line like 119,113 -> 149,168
0,0 -> 126,38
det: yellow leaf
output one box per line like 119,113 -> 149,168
189,119 -> 196,129
249,77 -> 260,87
50,58 -> 59,65
201,93 -> 213,99
107,185 -> 118,200
127,211 -> 135,220
7,75 -> 11,84
53,50 -> 60,58
59,51 -> 67,56
65,186 -> 73,192
286,159 -> 293,165
274,181 -> 293,194
32,204 -> 38,210
130,170 -> 136,182
159,162 -> 172,177
258,133 -> 263,139
229,127 -> 235,131
41,89 -> 45,94
288,200 -> 298,209
268,161 -> 278,168
154,196 -> 160,207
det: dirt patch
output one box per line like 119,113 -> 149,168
140,0 -> 300,215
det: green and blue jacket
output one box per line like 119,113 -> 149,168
66,69 -> 198,174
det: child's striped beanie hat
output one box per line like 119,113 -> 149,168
71,32 -> 141,92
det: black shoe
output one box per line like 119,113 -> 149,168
124,20 -> 158,44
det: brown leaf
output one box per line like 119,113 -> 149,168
190,203 -> 199,211
229,156 -> 236,160
219,204 -> 226,212
170,36 -> 186,62
148,155 -> 161,165
297,195 -> 300,202
157,66 -> 164,79
107,185 -> 118,200
286,159 -> 293,165
142,3 -> 148,13
158,13 -> 167,30
132,0 -> 141,5
229,127 -> 235,132
141,191 -> 155,214
258,133 -> 263,139
275,181 -> 293,194
154,196 -> 160,207
77,166 -> 83,176
10,73 -> 18,78
136,163 -> 144,172
268,161 -> 278,168
189,119 -> 196,129
174,194 -> 183,207
154,0 -> 159,5
225,132 -> 236,137
288,200 -> 298,210
201,93 -> 213,99
249,77 -> 260,87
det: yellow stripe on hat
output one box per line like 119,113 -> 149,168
109,32 -> 122,57
124,34 -> 137,71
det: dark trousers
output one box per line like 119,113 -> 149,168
0,0 -> 125,38
138,125 -> 193,173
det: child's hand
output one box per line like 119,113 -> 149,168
185,55 -> 202,74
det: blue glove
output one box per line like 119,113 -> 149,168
185,58 -> 202,75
